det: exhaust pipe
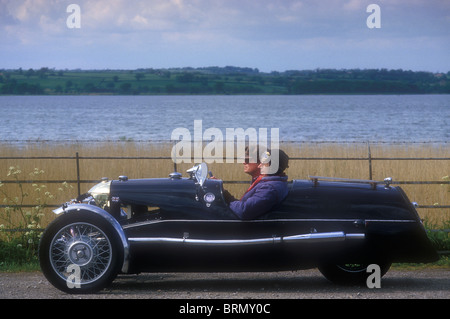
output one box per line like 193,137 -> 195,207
129,231 -> 365,246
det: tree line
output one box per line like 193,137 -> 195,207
1,67 -> 449,95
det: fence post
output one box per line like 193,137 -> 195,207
172,140 -> 177,173
367,142 -> 373,180
76,152 -> 81,196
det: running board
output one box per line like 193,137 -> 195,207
128,231 -> 365,246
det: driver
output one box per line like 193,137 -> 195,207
223,146 -> 289,220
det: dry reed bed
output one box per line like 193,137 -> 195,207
0,141 -> 448,227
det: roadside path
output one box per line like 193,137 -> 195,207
1,268 -> 448,299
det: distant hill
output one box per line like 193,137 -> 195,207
1,67 -> 449,95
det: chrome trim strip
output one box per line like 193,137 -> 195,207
365,219 -> 416,223
128,231 -> 364,246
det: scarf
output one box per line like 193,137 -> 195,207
240,175 -> 264,200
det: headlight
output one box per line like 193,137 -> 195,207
88,180 -> 111,209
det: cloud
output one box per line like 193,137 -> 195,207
2,0 -> 447,40
0,0 -> 449,71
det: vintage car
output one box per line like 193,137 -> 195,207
39,163 -> 439,293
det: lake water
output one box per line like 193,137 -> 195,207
0,95 -> 448,143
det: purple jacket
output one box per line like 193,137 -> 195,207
229,175 -> 289,220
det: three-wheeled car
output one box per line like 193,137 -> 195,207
39,163 -> 439,293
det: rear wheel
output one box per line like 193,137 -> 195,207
318,261 -> 391,285
39,211 -> 123,294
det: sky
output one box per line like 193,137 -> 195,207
1,0 -> 449,73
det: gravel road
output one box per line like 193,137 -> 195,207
0,268 -> 448,299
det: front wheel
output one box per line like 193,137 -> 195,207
318,261 -> 391,285
39,211 -> 124,294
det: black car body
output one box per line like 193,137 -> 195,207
39,163 -> 439,293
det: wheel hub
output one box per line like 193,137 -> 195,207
68,239 -> 94,266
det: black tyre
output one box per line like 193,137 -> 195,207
39,211 -> 124,294
318,261 -> 391,285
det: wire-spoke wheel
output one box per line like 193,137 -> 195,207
50,222 -> 112,284
39,211 -> 123,294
